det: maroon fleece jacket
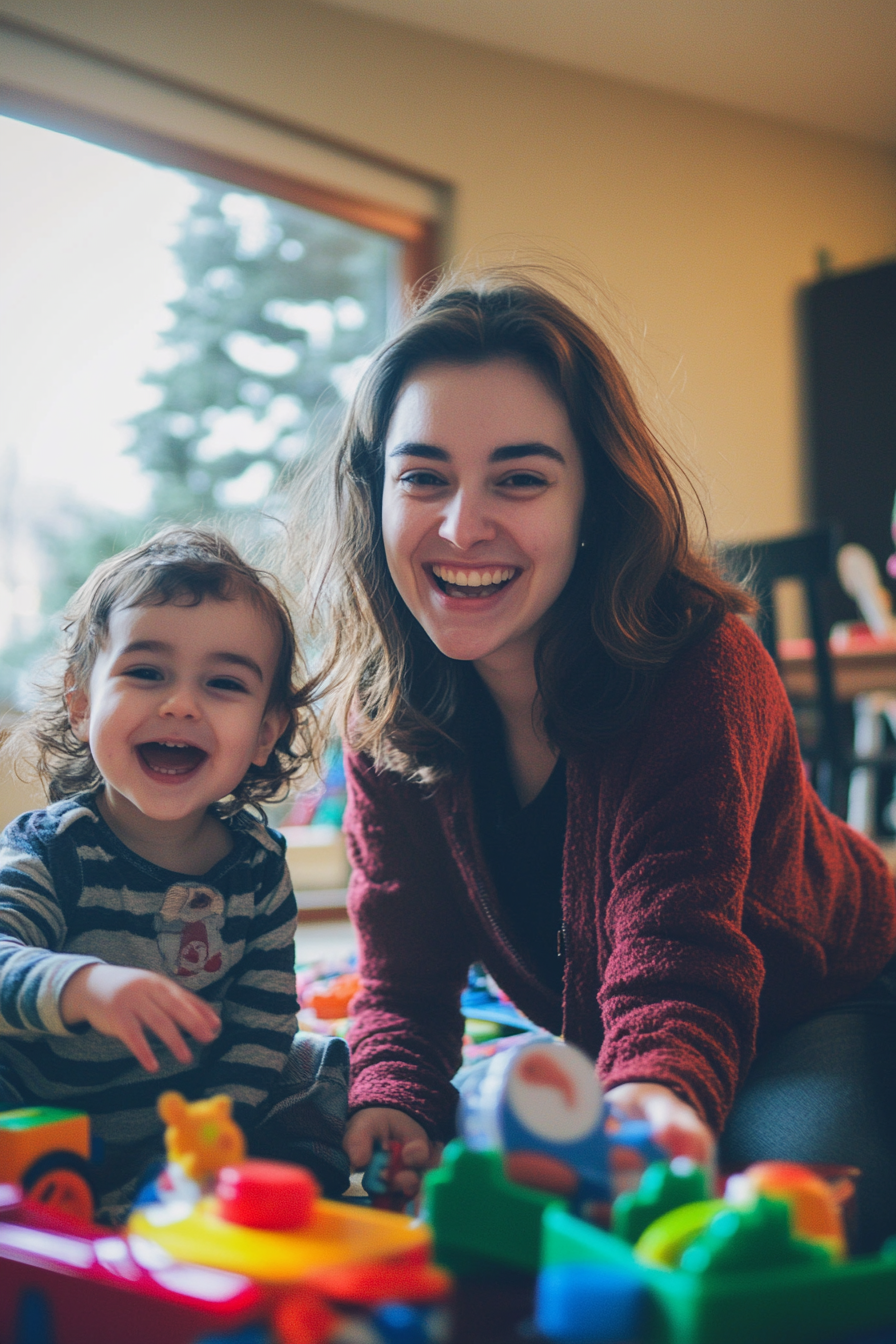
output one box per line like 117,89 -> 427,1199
344,616 -> 896,1138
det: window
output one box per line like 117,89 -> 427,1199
0,90 -> 439,706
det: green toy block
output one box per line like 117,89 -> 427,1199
422,1139 -> 564,1275
679,1198 -> 830,1274
542,1205 -> 896,1344
0,1108 -> 83,1132
613,1161 -> 709,1245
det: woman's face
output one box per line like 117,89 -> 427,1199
381,357 -> 586,671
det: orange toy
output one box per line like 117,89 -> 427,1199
157,1091 -> 245,1183
0,1107 -> 94,1221
304,973 -> 361,1021
725,1160 -> 847,1258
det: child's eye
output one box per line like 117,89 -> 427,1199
124,666 -> 163,681
208,677 -> 249,693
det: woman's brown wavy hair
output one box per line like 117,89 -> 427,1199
292,266 -> 753,781
4,526 -> 318,814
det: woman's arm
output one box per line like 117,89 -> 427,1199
344,749 -> 475,1145
597,623 -> 783,1133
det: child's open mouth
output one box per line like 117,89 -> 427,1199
431,564 -> 518,599
138,741 -> 207,777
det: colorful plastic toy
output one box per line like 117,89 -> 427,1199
131,1090 -> 438,1292
458,1038 -> 666,1211
423,1140 -> 562,1275
724,1161 -> 847,1260
612,1160 -> 710,1246
0,1182 -> 264,1344
159,1091 -> 246,1185
0,1106 -> 98,1222
302,972 -> 361,1022
0,1091 -> 454,1344
535,1262 -> 647,1344
362,1139 -> 410,1212
540,1164 -> 896,1344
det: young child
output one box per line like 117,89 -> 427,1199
0,527 -> 348,1218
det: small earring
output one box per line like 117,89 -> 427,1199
579,539 -> 586,549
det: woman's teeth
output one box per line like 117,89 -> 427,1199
431,565 -> 515,589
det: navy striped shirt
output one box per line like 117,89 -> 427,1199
0,794 -> 298,1145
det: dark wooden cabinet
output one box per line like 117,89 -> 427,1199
798,258 -> 896,625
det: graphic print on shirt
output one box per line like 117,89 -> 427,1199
155,883 -> 226,978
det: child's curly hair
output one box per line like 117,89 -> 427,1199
4,526 -> 318,815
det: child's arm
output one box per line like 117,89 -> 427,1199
1,811 -> 220,1065
195,844 -> 299,1126
0,814 -> 105,1036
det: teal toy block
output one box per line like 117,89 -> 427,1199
542,1205 -> 896,1344
422,1139 -> 564,1275
612,1162 -> 709,1245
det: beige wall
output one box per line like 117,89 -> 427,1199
4,0 -> 896,548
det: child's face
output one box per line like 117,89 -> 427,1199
68,595 -> 289,825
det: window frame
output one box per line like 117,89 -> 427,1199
0,83 -> 441,292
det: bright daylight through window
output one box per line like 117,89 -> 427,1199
0,114 -> 401,707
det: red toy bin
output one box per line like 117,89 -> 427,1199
0,1189 -> 265,1344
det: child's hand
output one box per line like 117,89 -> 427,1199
344,1107 -> 443,1198
60,964 -> 220,1073
604,1082 -> 715,1165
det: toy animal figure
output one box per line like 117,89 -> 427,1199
157,1090 -> 245,1186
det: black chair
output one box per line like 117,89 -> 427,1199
719,526 -> 849,815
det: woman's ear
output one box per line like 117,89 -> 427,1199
251,705 -> 290,767
65,676 -> 90,743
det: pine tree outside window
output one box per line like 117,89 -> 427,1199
0,109 -> 436,709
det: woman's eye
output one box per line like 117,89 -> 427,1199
399,470 -> 445,488
500,471 -> 546,489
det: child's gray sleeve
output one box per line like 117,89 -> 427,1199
0,826 -> 102,1036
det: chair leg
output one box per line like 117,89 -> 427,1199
847,694 -> 890,836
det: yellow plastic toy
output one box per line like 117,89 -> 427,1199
157,1090 -> 245,1183
130,1186 -> 432,1283
129,1091 -> 432,1285
634,1200 -> 727,1267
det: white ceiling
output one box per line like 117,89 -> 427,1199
318,0 -> 896,148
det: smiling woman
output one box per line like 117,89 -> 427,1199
289,265 -> 896,1250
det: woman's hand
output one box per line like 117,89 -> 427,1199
60,963 -> 221,1073
344,1107 -> 443,1198
605,1082 -> 715,1165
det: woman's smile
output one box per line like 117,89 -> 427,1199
381,357 -> 586,669
429,563 -> 520,598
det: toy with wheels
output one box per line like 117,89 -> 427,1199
0,1107 -> 97,1221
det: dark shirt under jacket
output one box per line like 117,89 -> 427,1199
462,676 -> 566,998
